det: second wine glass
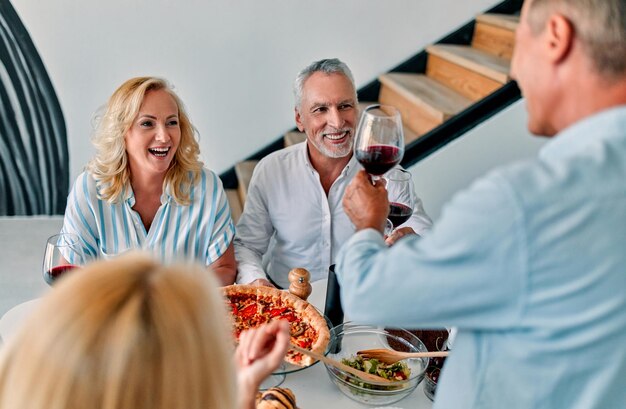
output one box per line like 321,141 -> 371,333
354,105 -> 404,180
385,169 -> 416,231
42,233 -> 85,285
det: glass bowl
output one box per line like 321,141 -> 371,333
323,323 -> 428,406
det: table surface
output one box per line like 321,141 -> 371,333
0,216 -> 433,408
0,216 -> 58,317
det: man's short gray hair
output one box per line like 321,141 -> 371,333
293,58 -> 357,109
529,0 -> 626,78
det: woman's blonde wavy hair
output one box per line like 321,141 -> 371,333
87,77 -> 203,205
0,252 -> 237,409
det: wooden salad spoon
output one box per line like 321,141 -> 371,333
356,348 -> 449,365
289,344 -> 392,384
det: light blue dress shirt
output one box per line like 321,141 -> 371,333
336,106 -> 626,409
62,168 -> 234,265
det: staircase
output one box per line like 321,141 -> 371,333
223,1 -> 522,223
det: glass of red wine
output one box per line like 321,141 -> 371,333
385,169 -> 416,231
42,233 -> 85,285
354,104 -> 404,181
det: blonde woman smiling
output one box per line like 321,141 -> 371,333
61,77 -> 236,284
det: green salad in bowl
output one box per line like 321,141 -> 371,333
323,323 -> 428,405
341,355 -> 411,384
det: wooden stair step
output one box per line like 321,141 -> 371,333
358,101 -> 377,111
378,73 -> 472,136
284,130 -> 306,147
473,14 -> 519,60
475,13 -> 519,31
426,53 -> 503,102
225,189 -> 243,224
426,44 -> 510,83
234,160 -> 258,205
358,101 -> 420,144
401,123 -> 420,145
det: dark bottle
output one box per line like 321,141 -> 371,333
324,265 -> 344,328
324,265 -> 344,353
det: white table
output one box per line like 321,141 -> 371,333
0,216 -> 59,316
0,216 -> 433,408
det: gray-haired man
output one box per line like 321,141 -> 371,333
234,58 -> 432,288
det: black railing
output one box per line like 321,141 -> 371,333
220,0 -> 523,189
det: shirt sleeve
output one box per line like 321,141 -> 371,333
336,170 -> 527,330
60,172 -> 100,263
234,162 -> 274,284
205,171 -> 236,265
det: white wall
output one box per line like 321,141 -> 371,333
410,100 -> 547,221
12,0 -> 497,180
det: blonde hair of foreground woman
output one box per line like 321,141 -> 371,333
0,253 -> 288,409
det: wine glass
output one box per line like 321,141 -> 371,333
385,169 -> 416,231
354,104 -> 405,180
42,233 -> 85,285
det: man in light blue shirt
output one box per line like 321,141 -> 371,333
337,0 -> 626,408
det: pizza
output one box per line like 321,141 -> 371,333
222,284 -> 330,366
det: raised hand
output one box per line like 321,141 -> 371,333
235,320 -> 290,409
343,170 -> 389,233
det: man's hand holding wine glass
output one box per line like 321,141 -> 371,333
342,170 -> 390,234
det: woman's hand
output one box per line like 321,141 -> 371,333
235,320 -> 290,409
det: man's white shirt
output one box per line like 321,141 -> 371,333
234,142 -> 432,288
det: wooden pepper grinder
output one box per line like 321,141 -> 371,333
288,268 -> 312,301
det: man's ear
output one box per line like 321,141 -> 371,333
295,108 -> 304,132
545,13 -> 575,64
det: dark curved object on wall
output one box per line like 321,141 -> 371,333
0,0 -> 68,215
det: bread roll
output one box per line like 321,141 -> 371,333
256,387 -> 297,409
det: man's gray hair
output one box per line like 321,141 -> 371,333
529,0 -> 626,78
293,58 -> 357,109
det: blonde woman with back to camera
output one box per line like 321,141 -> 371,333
60,77 -> 236,285
0,253 -> 289,409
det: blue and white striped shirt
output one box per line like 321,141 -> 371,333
61,168 -> 234,266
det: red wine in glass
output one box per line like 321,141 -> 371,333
42,233 -> 84,286
43,264 -> 78,285
355,145 -> 403,176
388,202 -> 413,228
385,169 -> 416,232
354,105 -> 404,179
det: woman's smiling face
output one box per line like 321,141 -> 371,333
124,88 -> 181,179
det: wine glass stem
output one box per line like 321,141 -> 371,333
370,174 -> 382,185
